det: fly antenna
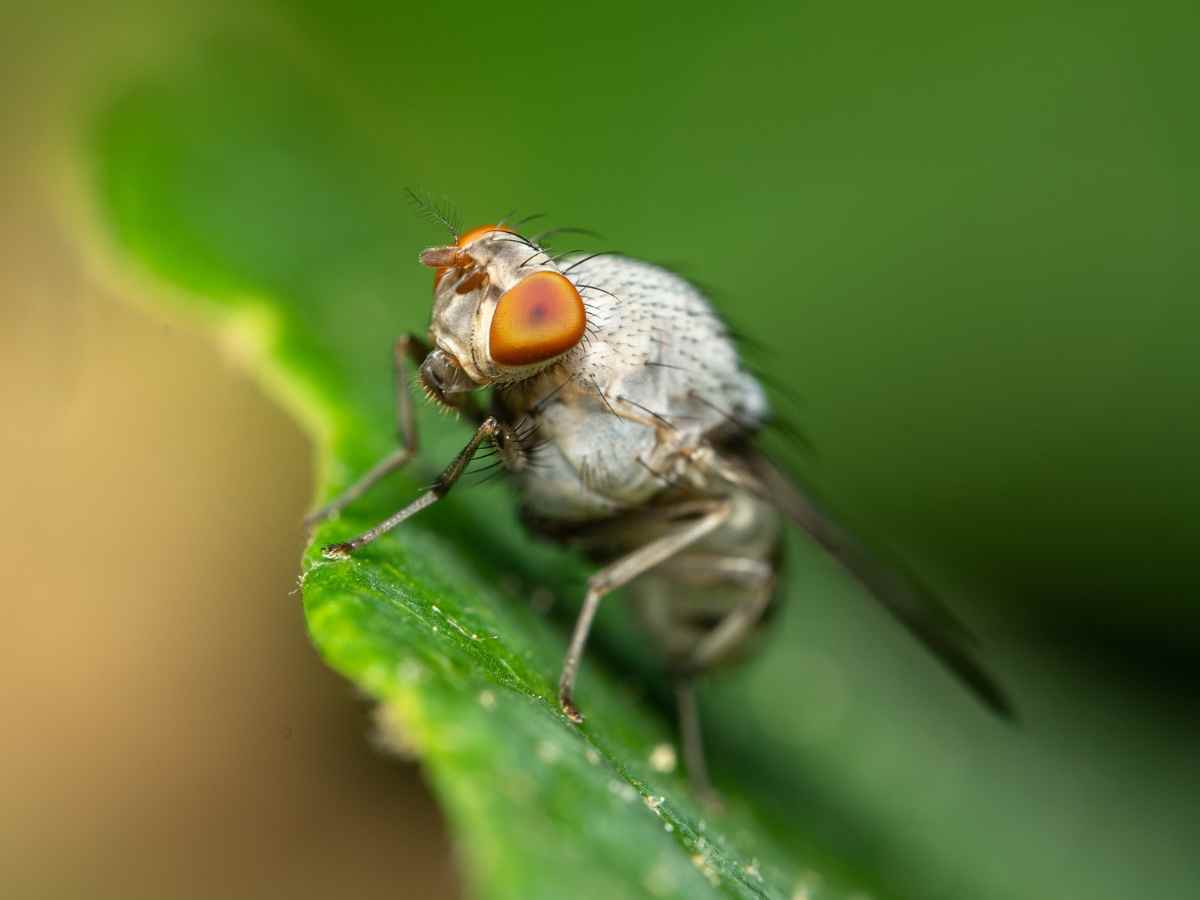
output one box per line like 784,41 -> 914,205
405,188 -> 461,239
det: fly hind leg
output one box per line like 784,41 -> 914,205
666,554 -> 777,805
557,502 -> 732,724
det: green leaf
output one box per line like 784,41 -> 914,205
85,38 -> 865,900
80,10 -> 1200,900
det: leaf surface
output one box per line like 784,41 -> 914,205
87,38 -> 866,900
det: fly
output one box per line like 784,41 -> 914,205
309,202 -> 1012,801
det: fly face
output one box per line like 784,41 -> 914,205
416,225 -> 589,399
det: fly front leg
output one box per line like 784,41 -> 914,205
558,502 -> 732,724
322,416 -> 508,559
307,334 -> 430,525
306,334 -> 487,525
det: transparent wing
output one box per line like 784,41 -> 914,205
743,446 -> 1015,719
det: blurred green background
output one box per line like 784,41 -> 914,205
4,0 -> 1199,898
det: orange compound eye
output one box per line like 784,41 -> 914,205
433,224 -> 514,289
457,223 -> 512,246
489,271 -> 586,367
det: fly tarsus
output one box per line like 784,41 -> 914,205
321,418 -> 503,558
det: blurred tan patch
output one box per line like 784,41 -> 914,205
0,15 -> 460,900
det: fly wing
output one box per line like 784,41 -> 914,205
743,447 -> 1014,719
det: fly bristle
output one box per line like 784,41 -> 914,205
416,380 -> 463,419
562,251 -> 622,274
532,226 -> 604,245
589,376 -> 620,421
510,212 -> 548,228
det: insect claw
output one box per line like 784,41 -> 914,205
321,542 -> 353,560
560,698 -> 585,725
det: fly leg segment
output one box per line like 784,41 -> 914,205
306,334 -> 432,526
558,501 -> 732,724
673,557 -> 776,674
322,416 -> 511,559
674,680 -> 714,805
666,555 -> 776,802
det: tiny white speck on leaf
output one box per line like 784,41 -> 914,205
478,690 -> 496,711
648,742 -> 677,773
690,852 -> 720,887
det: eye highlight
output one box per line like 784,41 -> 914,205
489,271 -> 586,367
